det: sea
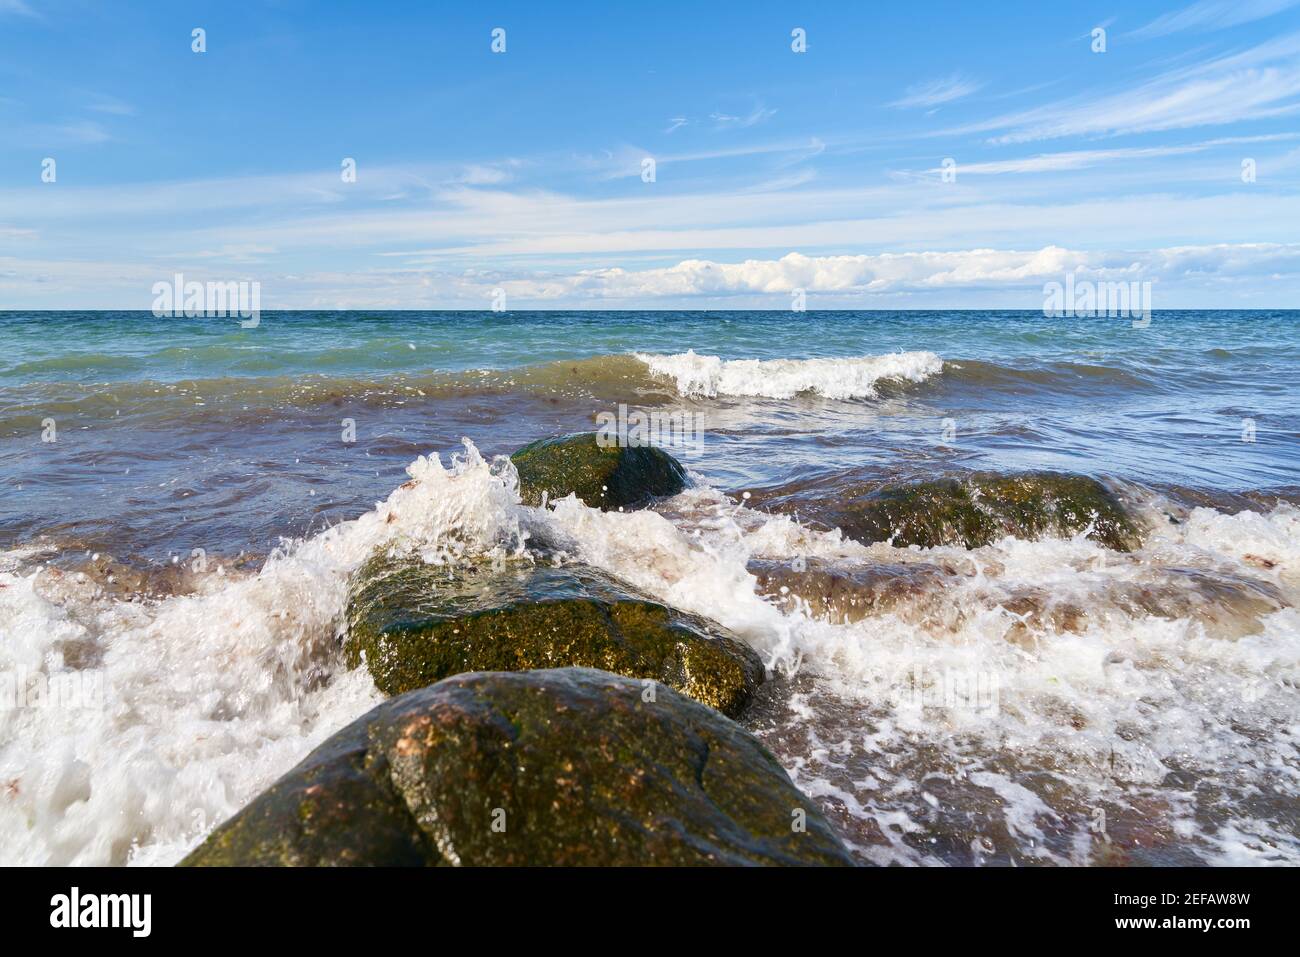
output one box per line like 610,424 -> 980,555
0,309 -> 1296,865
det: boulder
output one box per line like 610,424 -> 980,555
511,432 -> 686,509
753,471 -> 1141,552
345,553 -> 764,718
182,668 -> 855,866
749,556 -> 962,624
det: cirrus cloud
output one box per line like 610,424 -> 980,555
890,74 -> 983,109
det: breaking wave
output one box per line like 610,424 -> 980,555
1,442 -> 1297,866
631,349 -> 945,399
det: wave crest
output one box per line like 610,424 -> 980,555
632,349 -> 945,399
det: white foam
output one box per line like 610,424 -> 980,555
0,442 -> 526,866
534,488 -> 1300,864
632,349 -> 944,400
2,445 -> 1296,866
1175,502 -> 1300,578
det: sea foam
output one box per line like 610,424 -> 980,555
1,444 -> 1296,866
0,442 -> 525,866
632,349 -> 945,399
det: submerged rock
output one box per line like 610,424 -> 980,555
345,553 -> 764,717
511,432 -> 687,509
753,555 -> 1286,644
181,667 -> 854,866
753,471 -> 1141,552
1098,567 -> 1288,639
750,557 -> 967,624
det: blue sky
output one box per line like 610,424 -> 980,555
2,0 -> 1299,308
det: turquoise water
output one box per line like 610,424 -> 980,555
1,310 -> 1295,558
5,309 -> 1297,390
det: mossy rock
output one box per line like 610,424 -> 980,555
345,553 -> 764,718
511,432 -> 687,509
760,472 -> 1141,552
181,667 -> 855,866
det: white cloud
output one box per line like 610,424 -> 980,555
1129,0 -> 1300,39
5,243 -> 1297,309
86,93 -> 136,116
949,32 -> 1300,142
0,0 -> 36,18
7,154 -> 1300,271
159,243 -> 279,264
57,120 -> 112,144
10,119 -> 114,148
477,245 -> 1300,301
930,146 -> 1203,175
710,104 -> 777,129
741,169 -> 817,191
890,74 -> 983,109
450,163 -> 516,185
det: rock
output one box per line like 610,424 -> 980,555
749,557 -> 965,624
752,471 -> 1141,552
345,553 -> 764,718
751,555 -> 1283,644
1102,567 -> 1287,639
511,432 -> 687,509
181,668 -> 855,866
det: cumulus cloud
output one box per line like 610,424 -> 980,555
489,245 -> 1300,300
6,244 -> 1297,309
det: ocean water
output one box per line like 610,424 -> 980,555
0,309 -> 1296,865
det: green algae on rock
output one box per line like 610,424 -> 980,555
179,713 -> 434,867
755,471 -> 1142,552
345,552 -> 764,718
181,667 -> 855,867
511,432 -> 687,509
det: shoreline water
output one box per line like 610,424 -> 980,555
1,310 -> 1297,865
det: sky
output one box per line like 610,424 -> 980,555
1,0 -> 1299,309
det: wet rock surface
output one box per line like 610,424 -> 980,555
750,553 -> 1285,641
345,553 -> 765,717
749,470 -> 1142,552
511,432 -> 687,509
182,667 -> 855,867
750,557 -> 964,624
